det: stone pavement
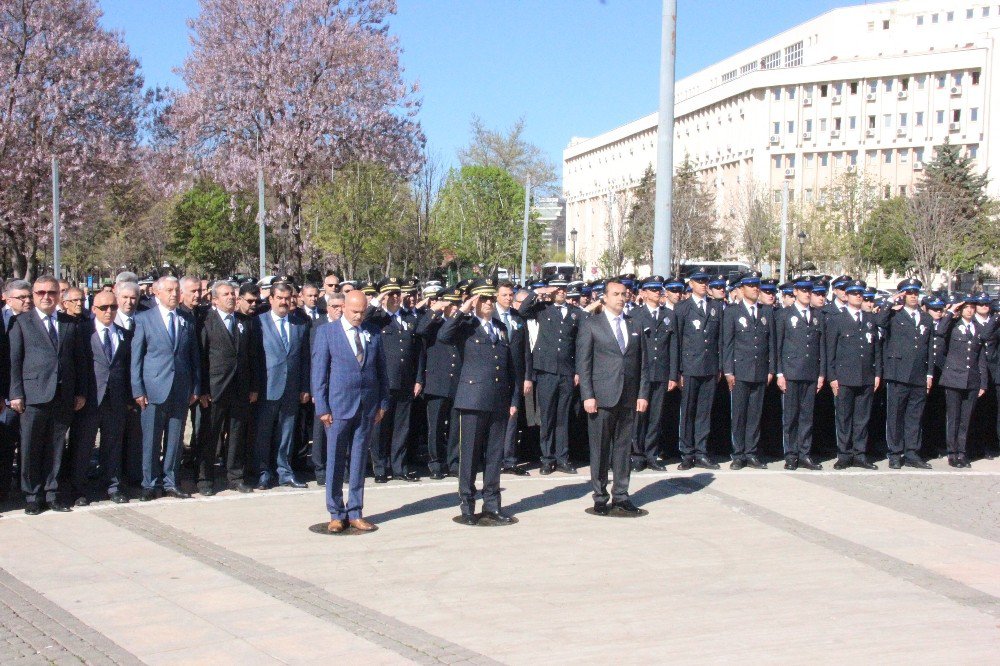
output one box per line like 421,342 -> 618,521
1,460 -> 999,664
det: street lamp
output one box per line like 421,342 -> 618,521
570,228 -> 578,279
797,231 -> 807,273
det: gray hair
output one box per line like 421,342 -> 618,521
180,275 -> 201,290
3,279 -> 30,294
153,276 -> 179,291
115,281 -> 140,297
327,292 -> 345,304
115,271 -> 139,284
211,280 -> 237,298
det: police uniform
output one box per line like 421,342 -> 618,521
939,305 -> 992,467
721,272 -> 774,468
878,278 -> 935,468
518,274 -> 583,473
437,279 -> 519,522
493,300 -> 528,473
825,280 -> 882,469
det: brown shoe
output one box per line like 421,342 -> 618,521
348,518 -> 376,531
327,519 -> 347,533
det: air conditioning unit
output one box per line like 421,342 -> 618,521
803,98 -> 813,106
846,165 -> 858,173
950,86 -> 962,96
784,168 -> 796,178
866,92 -> 877,102
802,131 -> 812,140
897,90 -> 908,100
896,127 -> 907,136
831,95 -> 842,104
913,161 -> 924,171
949,121 -> 961,132
865,128 -> 876,137
769,134 -> 780,144
830,129 -> 841,138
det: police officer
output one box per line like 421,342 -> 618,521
629,276 -> 678,471
826,280 -> 882,470
758,279 -> 778,308
825,275 -> 852,316
365,278 -> 425,482
774,277 -> 825,470
878,278 -> 935,469
438,279 -> 519,524
494,281 -> 529,475
673,267 -> 723,470
938,297 -> 990,467
722,271 -> 773,469
519,274 -> 582,475
778,282 -> 795,309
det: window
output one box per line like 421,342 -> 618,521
899,112 -> 908,127
967,8 -> 974,19
867,150 -> 877,164
834,83 -> 843,95
899,185 -> 907,197
869,80 -> 878,93
916,111 -> 924,126
762,50 -> 781,70
972,71 -> 981,85
953,109 -> 961,122
773,155 -> 782,168
772,121 -> 781,134
984,7 -> 991,17
884,150 -> 892,164
787,120 -> 795,134
787,155 -> 796,168
805,119 -> 813,132
850,81 -> 859,95
868,115 -> 876,129
834,152 -> 842,165
787,86 -> 796,100
936,110 -> 945,124
820,154 -> 829,167
773,87 -> 782,100
820,118 -> 828,131
784,41 -> 804,67
947,11 -> 954,21
917,75 -> 926,90
969,144 -> 979,159
931,13 -> 938,23
882,20 -> 890,30
834,117 -> 843,130
805,189 -> 814,202
773,190 -> 781,204
884,114 -> 892,128
849,151 -> 858,166
900,77 -> 909,92
970,107 -> 979,122
954,73 -> 963,86
884,185 -> 892,199
917,15 -> 924,25
899,149 -> 909,163
936,74 -> 947,88
820,84 -> 829,97
722,69 -> 737,83
740,61 -> 758,76
885,79 -> 894,92
805,153 -> 814,166
915,148 -> 924,162
849,116 -> 857,129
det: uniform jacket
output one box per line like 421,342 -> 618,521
939,315 -> 990,391
774,304 -> 825,381
518,293 -> 582,378
877,307 -> 935,385
364,306 -> 426,391
437,313 -> 518,413
722,301 -> 775,382
629,304 -> 678,383
825,308 -> 882,386
493,306 -> 528,386
415,310 -> 462,399
673,296 -> 723,377
576,310 -> 650,409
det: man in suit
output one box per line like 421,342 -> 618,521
518,274 -> 582,475
131,276 -> 201,500
9,275 -> 87,514
364,278 -> 424,483
309,292 -> 344,484
673,267 -> 723,470
66,291 -> 131,505
629,276 -> 677,472
253,282 -> 311,489
293,282 -> 324,474
313,289 -> 389,533
415,290 -> 463,480
826,280 -> 882,470
494,281 -> 530,475
878,278 -> 935,470
112,281 -> 144,488
320,272 -> 341,311
577,279 -> 650,515
722,271 -> 774,470
438,279 -> 519,524
0,279 -> 31,501
197,281 -> 259,495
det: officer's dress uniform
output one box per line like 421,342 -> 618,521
825,305 -> 882,466
722,299 -> 774,464
673,295 -> 723,466
939,314 -> 991,466
415,309 -> 461,477
774,301 -> 825,466
629,302 -> 677,468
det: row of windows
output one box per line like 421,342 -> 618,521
771,108 -> 979,135
770,145 -> 978,171
771,71 -> 981,101
915,6 -> 997,24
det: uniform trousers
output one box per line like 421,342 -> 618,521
834,384 -> 874,460
535,371 -> 573,464
885,381 -> 926,461
0,409 -> 20,499
457,409 -> 505,515
781,379 -> 816,459
426,395 -> 459,474
730,379 -> 766,459
944,387 -> 978,457
589,401 -> 635,505
631,380 -> 668,464
370,389 -> 413,477
679,374 -> 716,459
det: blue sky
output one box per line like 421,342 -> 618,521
99,0 -> 859,178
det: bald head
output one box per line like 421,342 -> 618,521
343,289 -> 368,327
92,290 -> 118,325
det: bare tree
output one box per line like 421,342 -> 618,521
457,115 -> 558,193
728,177 -> 778,268
670,156 -> 718,275
596,190 -> 632,277
906,180 -> 974,288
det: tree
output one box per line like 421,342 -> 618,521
457,116 -> 557,193
858,196 -> 911,277
671,155 -> 721,275
0,0 -> 146,278
596,190 -> 631,277
622,165 -> 655,271
729,178 -> 779,268
172,0 -> 425,275
168,180 -> 259,275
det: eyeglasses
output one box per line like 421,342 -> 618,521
6,294 -> 30,301
324,282 -> 337,288
63,298 -> 84,304
94,304 -> 119,312
34,290 -> 58,297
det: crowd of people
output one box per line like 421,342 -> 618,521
0,266 -> 997,525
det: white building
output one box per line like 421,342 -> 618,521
563,0 -> 999,273
532,196 -> 566,252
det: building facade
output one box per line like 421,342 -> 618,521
563,0 -> 999,273
532,196 -> 567,254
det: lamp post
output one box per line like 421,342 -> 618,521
570,228 -> 578,279
797,231 -> 807,273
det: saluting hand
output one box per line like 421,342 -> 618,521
460,295 -> 479,314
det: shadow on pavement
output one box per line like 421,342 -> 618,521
504,481 -> 592,515
364,492 -> 456,524
631,473 -> 715,507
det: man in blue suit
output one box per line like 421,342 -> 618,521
253,282 -> 311,489
312,289 -> 389,532
131,276 -> 201,501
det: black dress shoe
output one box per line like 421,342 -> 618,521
482,511 -> 514,524
446,470 -> 459,478
458,514 -> 478,525
539,463 -> 554,475
199,487 -> 217,496
729,459 -> 745,470
853,457 -> 877,470
255,482 -> 270,491
501,466 -> 530,476
647,461 -> 668,472
677,459 -> 694,471
110,492 -> 130,504
49,501 -> 72,512
833,459 -> 851,470
948,456 -> 960,468
631,460 -> 646,472
429,472 -> 446,480
799,456 -> 822,470
592,503 -> 610,515
956,454 -> 972,468
282,480 -> 307,489
374,474 -> 389,484
164,488 -> 192,499
611,499 -> 642,515
24,502 -> 42,515
903,458 -> 932,469
401,472 -> 420,482
745,455 -> 766,469
888,458 -> 902,470
315,477 -> 326,486
74,497 -> 90,507
784,459 -> 799,470
694,454 -> 720,470
228,482 -> 254,493
139,489 -> 157,502
555,462 -> 577,474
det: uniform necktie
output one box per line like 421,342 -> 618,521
855,312 -> 861,325
166,311 -> 176,348
913,311 -> 919,327
102,327 -> 114,362
698,300 -> 706,316
47,315 -> 58,347
559,305 -> 567,319
502,311 -> 510,330
279,317 -> 289,350
615,316 -> 626,353
353,327 -> 364,365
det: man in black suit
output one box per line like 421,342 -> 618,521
878,278 -> 935,470
722,271 -> 774,470
197,281 -> 259,495
826,280 -> 882,470
518,274 -> 582,475
494,281 -> 530,475
113,281 -> 143,488
365,278 -> 425,482
415,290 -> 463,480
9,276 -> 87,514
577,279 -> 649,515
66,291 -> 131,505
629,276 -> 677,472
0,278 -> 32,501
673,267 -> 723,470
774,278 -> 825,470
438,279 -> 519,524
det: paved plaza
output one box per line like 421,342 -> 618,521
0,460 -> 998,664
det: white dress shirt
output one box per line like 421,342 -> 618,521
341,317 -> 365,357
157,303 -> 178,339
603,308 -> 628,350
94,320 -> 120,354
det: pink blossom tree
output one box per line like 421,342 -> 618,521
0,0 -> 145,279
172,0 -> 424,274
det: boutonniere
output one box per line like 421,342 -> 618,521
919,324 -> 926,335
178,317 -> 186,328
866,321 -> 872,329
362,330 -> 372,342
790,316 -> 799,328
693,319 -> 702,330
738,316 -> 748,328
237,322 -> 245,334
866,332 -> 873,344
710,309 -> 717,317
570,313 -> 577,320
761,316 -> 766,325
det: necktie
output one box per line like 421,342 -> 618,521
502,311 -> 510,331
166,312 -> 176,348
615,316 -> 626,352
47,315 -> 58,347
353,327 -> 364,364
559,305 -> 567,319
279,318 -> 289,350
698,300 -> 706,316
856,312 -> 861,325
102,327 -> 114,362
913,311 -> 919,327
224,314 -> 234,336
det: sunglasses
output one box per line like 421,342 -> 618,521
7,294 -> 31,301
691,278 -> 709,284
94,304 -> 119,312
34,290 -> 58,297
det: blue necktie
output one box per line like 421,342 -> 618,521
166,311 -> 176,348
615,317 -> 626,353
102,328 -> 114,363
279,318 -> 289,350
47,315 -> 58,347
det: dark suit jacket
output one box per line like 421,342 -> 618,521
364,307 -> 426,392
518,293 -> 582,378
576,310 -> 650,409
9,310 -> 87,405
722,302 -> 775,382
438,314 -> 518,413
774,305 -> 825,381
81,322 -> 131,407
415,310 -> 461,399
200,309 -> 259,403
673,297 -> 723,377
939,315 -> 990,391
630,305 -> 678,383
825,308 -> 882,387
877,307 -> 935,385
